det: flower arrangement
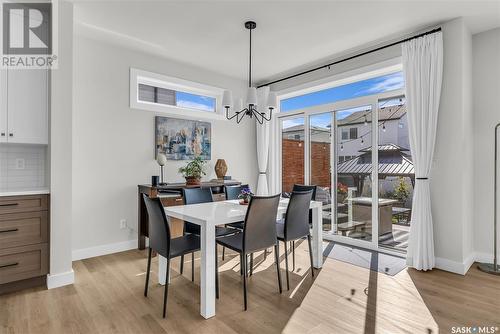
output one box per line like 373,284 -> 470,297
337,182 -> 348,195
238,186 -> 253,204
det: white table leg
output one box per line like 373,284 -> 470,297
158,255 -> 171,285
200,222 -> 216,319
311,205 -> 323,268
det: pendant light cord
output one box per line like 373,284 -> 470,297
249,27 -> 252,88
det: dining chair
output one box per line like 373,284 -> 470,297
215,194 -> 283,310
289,184 -> 317,271
142,194 -> 201,318
276,190 -> 315,290
180,187 -> 239,276
224,185 -> 246,231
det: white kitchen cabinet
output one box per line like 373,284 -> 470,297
6,69 -> 49,144
0,70 -> 7,143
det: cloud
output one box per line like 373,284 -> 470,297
366,72 -> 404,93
176,99 -> 214,112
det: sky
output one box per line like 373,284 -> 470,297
176,91 -> 216,112
281,71 -> 404,128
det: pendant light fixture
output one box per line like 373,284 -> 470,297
222,21 -> 276,124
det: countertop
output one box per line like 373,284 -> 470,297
0,188 -> 50,197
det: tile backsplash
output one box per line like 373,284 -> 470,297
0,144 -> 48,192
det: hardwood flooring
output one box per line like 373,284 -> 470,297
1,241 -> 499,334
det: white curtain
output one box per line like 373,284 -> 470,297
255,86 -> 271,195
402,31 -> 443,271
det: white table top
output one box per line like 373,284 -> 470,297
164,198 -> 322,225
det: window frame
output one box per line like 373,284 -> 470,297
130,68 -> 225,120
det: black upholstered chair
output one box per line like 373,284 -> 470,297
276,190 -> 315,290
180,187 -> 238,276
288,184 -> 317,270
225,185 -> 242,200
215,194 -> 283,310
224,185 -> 246,231
142,194 -> 200,318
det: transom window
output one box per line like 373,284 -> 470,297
130,68 -> 224,120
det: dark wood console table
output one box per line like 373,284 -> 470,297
137,180 -> 241,249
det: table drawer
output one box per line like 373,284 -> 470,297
0,195 -> 48,215
0,211 -> 48,249
0,243 -> 48,284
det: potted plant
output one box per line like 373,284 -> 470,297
238,186 -> 253,205
179,156 -> 207,186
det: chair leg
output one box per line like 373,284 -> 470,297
284,240 -> 290,291
144,248 -> 152,297
292,241 -> 295,272
180,254 -> 184,275
215,245 -> 219,299
274,244 -> 282,294
242,253 -> 248,311
222,246 -> 225,261
250,253 -> 254,276
191,252 -> 195,282
240,253 -> 243,276
307,234 -> 315,278
163,258 -> 170,318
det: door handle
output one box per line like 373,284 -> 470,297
8,133 -> 13,137
0,132 -> 5,137
0,228 -> 18,233
0,203 -> 18,207
0,262 -> 18,269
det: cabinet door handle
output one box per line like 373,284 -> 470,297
0,262 -> 19,269
0,203 -> 18,207
0,228 -> 18,233
8,133 -> 13,137
0,132 -> 5,136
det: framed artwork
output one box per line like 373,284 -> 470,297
155,116 -> 211,160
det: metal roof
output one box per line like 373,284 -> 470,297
338,144 -> 414,176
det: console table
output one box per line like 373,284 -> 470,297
137,180 -> 241,250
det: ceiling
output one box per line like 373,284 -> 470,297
74,1 -> 500,84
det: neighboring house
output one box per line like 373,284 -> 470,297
337,104 -> 409,161
281,103 -> 409,162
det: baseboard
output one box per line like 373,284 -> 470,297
435,252 -> 490,275
72,239 -> 138,261
474,251 -> 494,263
47,269 -> 74,289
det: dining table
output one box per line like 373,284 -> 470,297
159,198 -> 324,319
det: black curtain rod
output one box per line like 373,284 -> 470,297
257,27 -> 442,88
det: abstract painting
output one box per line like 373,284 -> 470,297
155,116 -> 211,160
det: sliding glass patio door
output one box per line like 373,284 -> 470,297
278,90 -> 409,254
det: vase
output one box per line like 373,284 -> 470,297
185,176 -> 201,186
215,159 -> 228,180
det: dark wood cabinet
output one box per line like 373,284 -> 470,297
137,181 -> 241,250
0,194 -> 49,294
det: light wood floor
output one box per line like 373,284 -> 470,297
1,241 -> 499,334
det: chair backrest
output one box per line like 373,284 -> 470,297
243,194 -> 281,253
292,184 -> 317,200
182,187 -> 213,235
183,187 -> 213,204
142,194 -> 170,258
225,185 -> 242,200
284,190 -> 314,240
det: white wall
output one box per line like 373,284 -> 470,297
430,18 -> 475,273
48,0 -> 74,288
72,33 -> 257,255
472,28 -> 500,262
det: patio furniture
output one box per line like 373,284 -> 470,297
392,206 -> 412,223
337,221 -> 366,236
